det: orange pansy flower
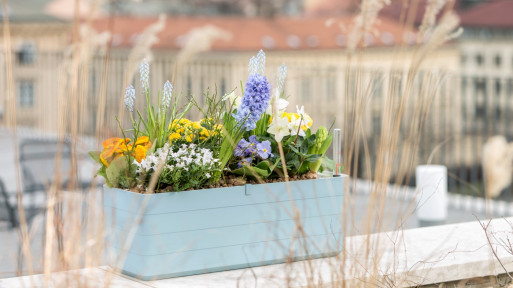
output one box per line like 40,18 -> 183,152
100,138 -> 131,167
100,137 -> 152,166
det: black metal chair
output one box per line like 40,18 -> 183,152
0,179 -> 17,228
0,139 -> 82,228
14,139 -> 74,274
18,139 -> 73,225
0,136 -> 102,274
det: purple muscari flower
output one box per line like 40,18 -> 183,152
235,73 -> 271,131
237,157 -> 253,168
256,140 -> 273,159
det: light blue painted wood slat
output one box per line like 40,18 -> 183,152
110,234 -> 342,280
245,177 -> 343,202
103,185 -> 246,215
105,196 -> 343,235
103,178 -> 342,214
103,176 -> 346,280
107,214 -> 343,255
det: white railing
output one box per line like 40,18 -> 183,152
0,51 -> 512,197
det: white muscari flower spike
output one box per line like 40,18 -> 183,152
248,50 -> 266,75
277,63 -> 287,92
256,49 -> 266,74
124,85 -> 136,112
248,56 -> 258,75
140,60 -> 150,90
162,80 -> 173,110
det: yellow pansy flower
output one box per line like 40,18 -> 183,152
191,122 -> 201,130
169,132 -> 181,142
200,128 -> 210,137
178,118 -> 190,125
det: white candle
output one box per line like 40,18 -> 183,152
416,165 -> 448,224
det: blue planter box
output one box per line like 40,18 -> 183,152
103,176 -> 346,280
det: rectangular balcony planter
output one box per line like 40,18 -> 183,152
103,175 -> 346,280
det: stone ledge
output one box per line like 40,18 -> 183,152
1,217 -> 512,287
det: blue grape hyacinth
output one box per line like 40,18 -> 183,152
235,73 -> 271,131
235,50 -> 271,131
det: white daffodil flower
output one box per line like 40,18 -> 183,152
296,105 -> 313,129
289,116 -> 306,137
267,113 -> 290,142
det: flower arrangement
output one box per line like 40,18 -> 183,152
89,50 -> 335,193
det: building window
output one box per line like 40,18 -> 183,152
187,75 -> 192,93
496,79 -> 502,95
17,80 -> 34,108
475,54 -> 484,66
17,43 -> 35,65
220,77 -> 226,95
494,55 -> 502,67
326,68 -> 336,99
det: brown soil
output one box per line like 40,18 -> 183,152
126,171 -> 319,194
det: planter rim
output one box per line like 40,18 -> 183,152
102,176 -> 346,196
102,183 -> 243,196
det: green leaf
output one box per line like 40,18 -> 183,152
255,160 -> 271,170
232,165 -> 270,178
322,157 -> 336,171
289,145 -> 300,154
97,166 -> 112,187
298,162 -> 310,174
105,156 -> 130,188
268,159 -> 280,172
88,151 -> 102,164
318,134 -> 333,155
300,138 -> 310,153
305,154 -> 321,162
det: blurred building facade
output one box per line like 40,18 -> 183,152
0,0 -> 70,128
458,0 -> 513,134
2,0 -> 512,196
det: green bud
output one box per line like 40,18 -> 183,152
314,126 -> 328,154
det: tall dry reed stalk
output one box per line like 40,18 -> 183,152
1,0 -> 36,282
1,0 -> 465,287
336,0 -> 462,286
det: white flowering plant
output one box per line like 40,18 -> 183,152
90,50 -> 336,193
136,143 -> 220,192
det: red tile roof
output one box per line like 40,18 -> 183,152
92,16 -> 409,51
303,0 -> 359,16
459,0 -> 513,28
379,0 -> 429,25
